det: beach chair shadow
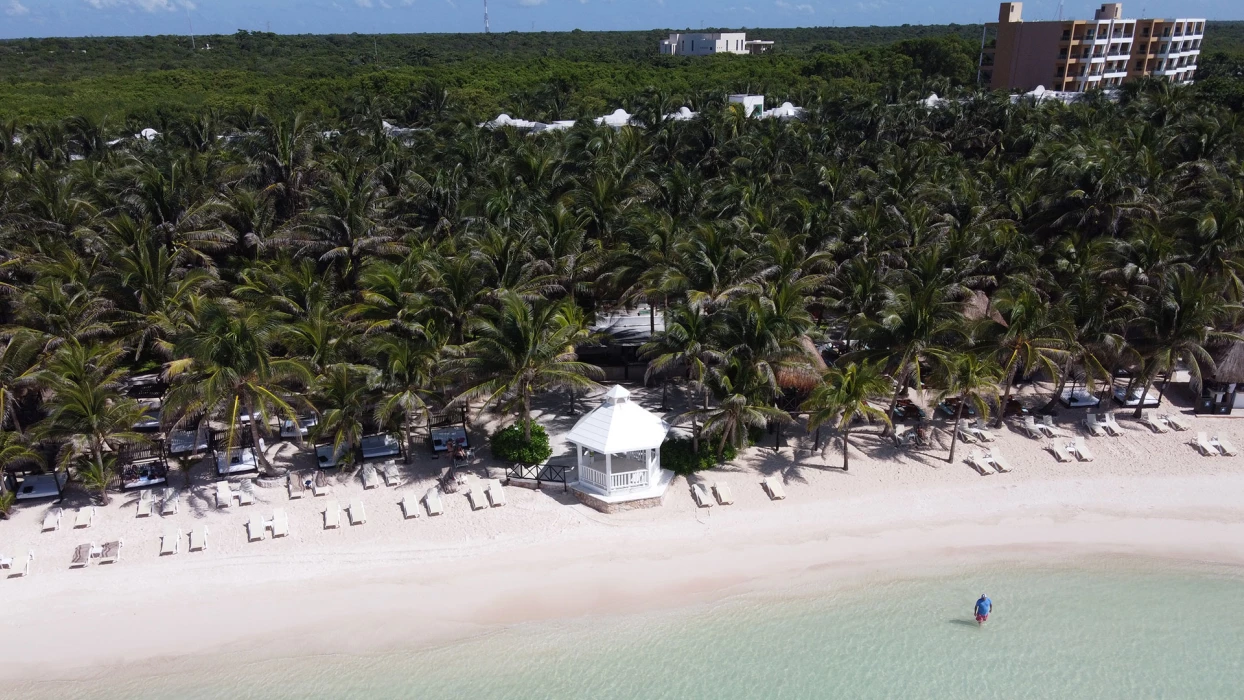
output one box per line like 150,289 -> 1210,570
948,619 -> 980,628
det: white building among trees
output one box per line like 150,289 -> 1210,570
660,32 -> 774,56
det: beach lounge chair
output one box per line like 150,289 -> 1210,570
966,450 -> 992,476
348,499 -> 367,525
762,475 -> 786,500
313,472 -> 332,497
1,551 -> 33,577
424,488 -> 444,516
1139,410 -> 1169,433
361,466 -> 381,490
288,472 -> 304,500
189,526 -> 208,552
42,508 -> 62,532
323,500 -> 342,529
467,483 -> 488,511
988,448 -> 1012,474
691,483 -> 713,508
1193,432 -> 1217,456
74,506 -> 95,529
955,421 -> 978,444
1164,413 -> 1191,431
161,488 -> 179,515
1101,412 -> 1123,436
971,420 -> 996,442
1042,415 -> 1070,438
1049,441 -> 1073,463
272,508 -> 289,537
1072,437 -> 1095,462
215,481 -> 233,508
485,479 -> 506,507
160,528 -> 180,556
136,489 -> 155,517
237,480 -> 255,506
1211,436 -> 1238,457
1083,414 -> 1107,437
400,494 -> 420,519
713,481 -> 735,505
380,462 -> 401,487
1021,416 -> 1045,439
246,517 -> 265,542
71,543 -> 94,568
99,540 -> 122,564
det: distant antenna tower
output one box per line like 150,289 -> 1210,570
1055,0 -> 1064,21
186,7 -> 196,50
484,0 -> 490,33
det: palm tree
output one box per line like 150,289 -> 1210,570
311,363 -> 380,470
640,305 -> 722,448
0,330 -> 43,434
692,366 -> 789,457
987,287 -> 1070,427
935,352 -> 1003,464
0,429 -> 44,515
458,291 -> 602,441
164,301 -> 312,475
803,360 -> 892,471
38,342 -> 148,505
372,331 -> 444,463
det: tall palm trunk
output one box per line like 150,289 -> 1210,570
884,371 -> 905,438
995,359 -> 1019,429
91,437 -> 110,505
841,423 -> 851,471
1132,375 -> 1156,419
947,400 -> 966,464
1042,356 -> 1073,413
244,396 -> 274,475
522,390 -> 532,442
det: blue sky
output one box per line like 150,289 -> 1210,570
1,0 -> 1238,40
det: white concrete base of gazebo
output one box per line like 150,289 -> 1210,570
570,468 -> 675,513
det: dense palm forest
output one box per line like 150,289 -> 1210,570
1,76 -> 1243,509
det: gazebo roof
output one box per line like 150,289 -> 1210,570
565,386 -> 669,454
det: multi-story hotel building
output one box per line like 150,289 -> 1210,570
979,2 -> 1204,92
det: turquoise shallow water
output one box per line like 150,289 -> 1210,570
15,559 -> 1244,700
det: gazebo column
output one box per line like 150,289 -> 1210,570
605,453 -> 613,495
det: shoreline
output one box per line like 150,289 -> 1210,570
4,471 -> 1243,686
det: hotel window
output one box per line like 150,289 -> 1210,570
1136,60 -> 1144,70
1056,67 -> 1065,77
1062,29 -> 1071,40
1163,27 -> 1171,37
1142,27 -> 1150,37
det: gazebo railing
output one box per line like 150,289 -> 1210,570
610,469 -> 649,491
580,464 -> 609,491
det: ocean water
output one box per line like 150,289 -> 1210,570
15,560 -> 1244,700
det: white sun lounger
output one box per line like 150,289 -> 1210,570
1072,437 -> 1095,462
380,462 -> 401,487
400,494 -> 420,519
160,488 -> 179,515
1042,415 -> 1070,437
956,420 -> 978,443
323,500 -> 342,529
71,543 -> 93,568
1140,410 -> 1169,433
98,539 -> 123,564
424,488 -> 444,516
713,481 -> 735,505
691,483 -> 713,508
313,473 -> 333,497
966,450 -> 992,475
189,526 -> 208,552
1049,440 -> 1073,463
487,479 -> 507,507
1211,436 -> 1238,457
467,484 -> 488,511
288,472 -> 304,499
1,550 -> 33,577
348,499 -> 367,525
971,420 -> 996,442
1083,414 -> 1107,437
988,448 -> 1012,473
160,528 -> 181,556
246,517 -> 265,541
74,507 -> 95,529
1101,412 -> 1123,436
1164,413 -> 1191,431
272,508 -> 290,537
1194,432 -> 1217,456
361,466 -> 381,490
215,481 -> 233,508
762,476 -> 786,500
136,489 -> 155,517
42,508 -> 62,532
237,480 -> 255,506
1021,416 -> 1045,439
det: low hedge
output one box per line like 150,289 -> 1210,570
490,423 -> 553,465
660,436 -> 739,475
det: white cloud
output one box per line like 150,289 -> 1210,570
775,0 -> 813,11
356,0 -> 373,6
6,0 -> 29,15
82,0 -> 193,11
518,0 -> 546,6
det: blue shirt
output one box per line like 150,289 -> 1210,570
975,597 -> 992,616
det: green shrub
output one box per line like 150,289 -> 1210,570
660,436 -> 738,475
490,423 -> 553,465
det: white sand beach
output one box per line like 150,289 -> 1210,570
2,385 -> 1243,684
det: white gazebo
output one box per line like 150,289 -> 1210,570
567,386 -> 674,510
